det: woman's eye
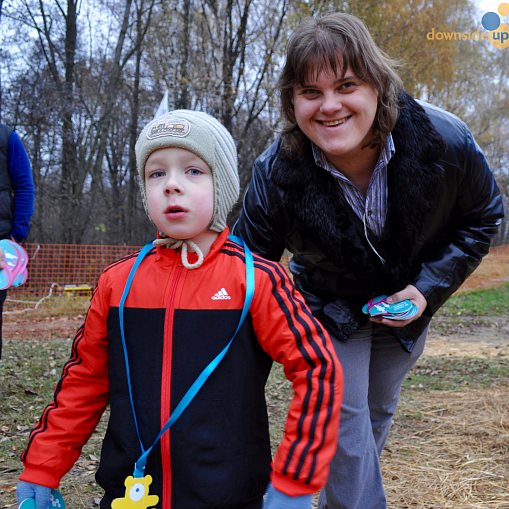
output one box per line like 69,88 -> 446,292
341,81 -> 357,90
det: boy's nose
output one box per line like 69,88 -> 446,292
164,175 -> 183,194
165,184 -> 182,194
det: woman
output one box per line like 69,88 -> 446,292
234,12 -> 504,509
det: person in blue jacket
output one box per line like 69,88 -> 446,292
0,123 -> 35,357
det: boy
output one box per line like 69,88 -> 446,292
16,110 -> 342,509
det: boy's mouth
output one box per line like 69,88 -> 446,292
164,206 -> 188,219
165,206 -> 186,214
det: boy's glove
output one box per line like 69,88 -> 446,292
263,483 -> 314,509
16,481 -> 52,509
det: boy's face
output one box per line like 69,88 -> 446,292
145,147 -> 215,248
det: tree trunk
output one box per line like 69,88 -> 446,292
58,0 -> 79,243
126,3 -> 144,244
176,0 -> 192,110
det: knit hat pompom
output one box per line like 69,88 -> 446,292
136,110 -> 239,234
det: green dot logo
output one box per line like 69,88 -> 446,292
481,3 -> 509,48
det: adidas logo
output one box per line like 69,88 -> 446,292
212,288 -> 231,300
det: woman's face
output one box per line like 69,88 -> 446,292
292,66 -> 378,171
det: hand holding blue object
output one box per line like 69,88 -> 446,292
16,481 -> 65,509
362,295 -> 418,320
263,483 -> 314,509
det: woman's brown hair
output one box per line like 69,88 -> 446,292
278,12 -> 403,155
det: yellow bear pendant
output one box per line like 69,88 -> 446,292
111,475 -> 159,509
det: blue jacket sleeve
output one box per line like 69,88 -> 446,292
8,131 -> 35,241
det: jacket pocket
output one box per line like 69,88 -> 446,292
322,299 -> 365,341
96,398 -> 161,500
170,398 -> 247,507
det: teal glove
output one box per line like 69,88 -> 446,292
263,483 -> 314,509
16,481 -> 52,509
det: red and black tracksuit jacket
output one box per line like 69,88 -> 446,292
20,229 -> 342,509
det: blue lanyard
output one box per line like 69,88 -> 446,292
118,235 -> 255,478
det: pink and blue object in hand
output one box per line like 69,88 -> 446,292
362,294 -> 418,320
0,239 -> 28,290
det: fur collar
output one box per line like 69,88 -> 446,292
270,92 -> 448,294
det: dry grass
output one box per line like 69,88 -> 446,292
382,383 -> 509,508
271,343 -> 509,509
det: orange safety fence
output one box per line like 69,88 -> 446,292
4,243 -> 143,340
4,243 -> 293,340
4,241 -> 508,340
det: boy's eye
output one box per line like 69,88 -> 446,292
188,168 -> 203,176
149,170 -> 165,178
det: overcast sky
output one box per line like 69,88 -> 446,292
477,0 -> 506,15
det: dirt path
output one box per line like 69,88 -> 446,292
426,315 -> 509,358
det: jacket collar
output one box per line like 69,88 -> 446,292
155,227 -> 230,269
270,91 -> 448,294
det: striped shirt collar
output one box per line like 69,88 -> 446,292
311,133 -> 395,182
311,134 -> 395,240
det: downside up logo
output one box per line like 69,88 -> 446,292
427,2 -> 509,49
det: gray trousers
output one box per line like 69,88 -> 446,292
318,322 -> 428,509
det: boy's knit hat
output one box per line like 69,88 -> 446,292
136,110 -> 239,234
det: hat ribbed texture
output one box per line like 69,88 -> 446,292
136,109 -> 239,233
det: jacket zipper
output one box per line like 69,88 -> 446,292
161,263 -> 183,509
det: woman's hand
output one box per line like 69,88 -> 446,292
369,284 -> 427,328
